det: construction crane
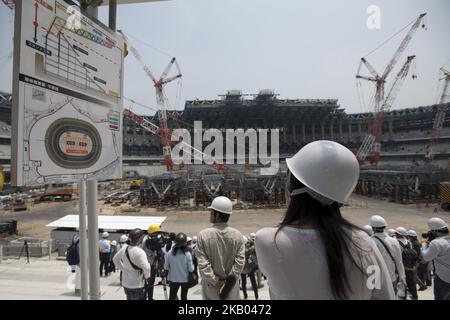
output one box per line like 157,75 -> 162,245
123,108 -> 229,174
118,30 -> 182,171
424,67 -> 450,163
359,55 -> 416,166
1,0 -> 15,10
356,13 -> 426,165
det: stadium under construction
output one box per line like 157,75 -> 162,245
4,89 -> 449,208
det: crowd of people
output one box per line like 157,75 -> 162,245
67,140 -> 450,300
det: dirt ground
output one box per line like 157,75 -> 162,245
1,193 -> 449,240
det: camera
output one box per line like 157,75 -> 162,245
421,231 -> 435,242
145,231 -> 173,252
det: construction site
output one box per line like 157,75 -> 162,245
0,0 -> 449,301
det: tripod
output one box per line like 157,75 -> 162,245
18,240 -> 30,263
145,250 -> 168,300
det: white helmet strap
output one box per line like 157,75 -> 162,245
290,187 -> 335,206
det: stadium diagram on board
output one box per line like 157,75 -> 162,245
12,0 -> 124,186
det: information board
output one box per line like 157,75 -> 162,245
12,0 -> 124,186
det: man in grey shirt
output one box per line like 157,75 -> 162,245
421,217 -> 450,300
196,196 -> 245,300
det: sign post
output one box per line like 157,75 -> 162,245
87,179 -> 100,300
12,0 -> 123,300
79,180 -> 89,300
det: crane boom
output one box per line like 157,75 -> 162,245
381,13 -> 426,80
1,0 -> 15,10
424,68 -> 450,163
123,108 -> 229,174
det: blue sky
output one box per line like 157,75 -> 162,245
1,0 -> 449,115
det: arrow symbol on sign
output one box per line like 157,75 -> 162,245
33,2 -> 39,43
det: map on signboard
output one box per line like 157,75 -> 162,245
12,0 -> 124,186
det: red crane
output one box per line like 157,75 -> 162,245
123,108 -> 229,174
119,30 -> 181,171
356,13 -> 426,165
424,67 -> 450,163
361,55 -> 416,166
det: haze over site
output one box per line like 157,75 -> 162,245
0,0 -> 449,115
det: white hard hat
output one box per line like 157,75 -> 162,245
208,196 -> 233,214
370,215 -> 387,228
362,225 -> 373,236
286,140 -> 359,204
427,217 -> 448,231
111,240 -> 117,246
395,227 -> 408,236
102,232 -> 109,238
387,229 -> 396,237
119,235 -> 128,243
186,236 -> 192,242
249,232 -> 256,240
192,236 -> 198,242
407,230 -> 417,238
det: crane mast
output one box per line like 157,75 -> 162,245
424,68 -> 450,163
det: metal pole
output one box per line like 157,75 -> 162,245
79,180 -> 89,300
48,239 -> 52,260
79,2 -> 101,301
0,245 -> 3,264
87,180 -> 100,300
109,0 -> 117,31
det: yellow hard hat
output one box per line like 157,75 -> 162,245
148,224 -> 160,234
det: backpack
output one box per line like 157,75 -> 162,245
398,240 -> 418,269
66,240 -> 80,266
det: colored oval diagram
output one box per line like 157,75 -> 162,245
45,118 -> 102,169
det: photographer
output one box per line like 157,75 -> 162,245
421,218 -> 450,300
141,224 -> 171,300
113,228 -> 150,300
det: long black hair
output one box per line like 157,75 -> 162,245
275,172 -> 366,299
172,244 -> 188,256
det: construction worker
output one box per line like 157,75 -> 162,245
99,232 -> 111,277
241,236 -> 259,300
196,196 -> 245,300
255,141 -> 394,299
369,215 -> 406,298
395,227 -> 419,300
113,228 -> 150,300
387,229 -> 396,238
407,229 -> 427,291
118,234 -> 128,250
421,218 -> 450,300
362,225 -> 374,236
164,233 -> 195,300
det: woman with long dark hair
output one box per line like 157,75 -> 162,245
164,233 -> 195,300
255,141 -> 394,299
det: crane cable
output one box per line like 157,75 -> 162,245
363,15 -> 421,58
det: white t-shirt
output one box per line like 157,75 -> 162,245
255,226 -> 395,300
113,245 -> 151,289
